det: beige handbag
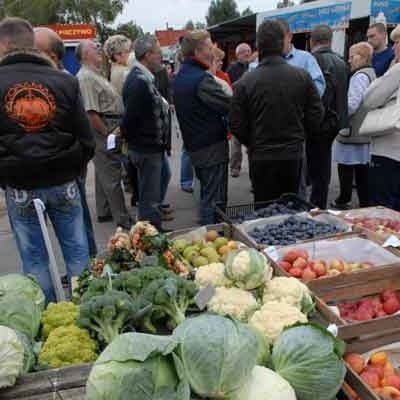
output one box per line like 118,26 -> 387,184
359,89 -> 400,137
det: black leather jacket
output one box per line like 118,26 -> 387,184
313,47 -> 350,131
0,50 -> 95,189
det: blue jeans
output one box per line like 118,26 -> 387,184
180,148 -> 193,190
5,181 -> 89,302
194,163 -> 228,225
129,150 -> 162,229
161,152 -> 172,205
76,174 -> 97,257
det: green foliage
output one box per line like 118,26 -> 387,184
241,6 -> 253,16
206,0 -> 240,27
277,0 -> 295,8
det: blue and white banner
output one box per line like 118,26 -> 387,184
371,1 -> 400,24
262,2 -> 351,33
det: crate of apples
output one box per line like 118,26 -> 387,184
345,351 -> 400,399
338,289 -> 400,322
278,249 -> 373,281
351,217 -> 400,235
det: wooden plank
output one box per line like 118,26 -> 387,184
345,367 -> 378,400
0,364 -> 91,399
17,387 -> 86,400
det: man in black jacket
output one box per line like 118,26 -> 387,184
230,21 -> 324,202
122,35 -> 169,230
308,24 -> 350,209
0,18 -> 95,302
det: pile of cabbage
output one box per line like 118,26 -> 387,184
0,274 -> 44,388
86,314 -> 346,400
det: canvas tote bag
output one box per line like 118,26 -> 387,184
359,86 -> 400,137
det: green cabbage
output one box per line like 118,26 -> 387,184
0,292 -> 41,341
271,324 -> 346,400
15,331 -> 35,374
0,325 -> 24,388
0,274 -> 45,310
86,332 -> 186,400
173,314 -> 259,399
230,366 -> 296,400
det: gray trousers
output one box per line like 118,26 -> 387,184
129,150 -> 162,230
230,136 -> 243,172
93,132 -> 131,227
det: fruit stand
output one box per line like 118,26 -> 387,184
3,201 -> 400,400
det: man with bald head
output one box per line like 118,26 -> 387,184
227,42 -> 252,178
34,27 -> 65,70
34,28 -> 98,257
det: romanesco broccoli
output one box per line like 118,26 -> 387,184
41,302 -> 79,339
38,325 -> 97,368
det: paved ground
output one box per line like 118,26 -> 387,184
0,136 -> 345,275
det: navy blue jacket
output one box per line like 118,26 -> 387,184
173,58 -> 229,154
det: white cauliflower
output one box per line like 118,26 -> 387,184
195,263 -> 232,288
263,277 -> 313,311
207,287 -> 259,321
249,301 -> 308,343
225,249 -> 272,290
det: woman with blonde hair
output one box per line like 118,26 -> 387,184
361,25 -> 400,210
103,34 -> 132,95
332,42 -> 376,209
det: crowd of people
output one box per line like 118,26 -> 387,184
1,15 -> 400,300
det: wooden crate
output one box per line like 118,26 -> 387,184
337,206 -> 400,240
269,231 -> 400,295
345,331 -> 400,400
316,268 -> 400,340
0,364 -> 91,400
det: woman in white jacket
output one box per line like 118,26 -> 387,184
362,25 -> 400,210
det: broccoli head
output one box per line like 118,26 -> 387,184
139,276 -> 197,333
77,290 -> 144,345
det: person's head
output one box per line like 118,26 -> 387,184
348,42 -> 373,71
134,34 -> 162,72
212,46 -> 225,71
0,17 -> 34,56
103,34 -> 132,66
390,25 -> 400,62
235,43 -> 251,63
310,24 -> 333,50
181,30 -> 213,67
34,27 -> 65,67
76,40 -> 102,69
257,20 -> 285,60
367,23 -> 388,52
277,19 -> 292,54
166,62 -> 174,78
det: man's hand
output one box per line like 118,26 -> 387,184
88,111 -> 108,137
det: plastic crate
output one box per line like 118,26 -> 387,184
215,193 -> 316,225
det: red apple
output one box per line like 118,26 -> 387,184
293,257 -> 308,270
386,375 -> 400,390
283,250 -> 301,263
302,267 -> 317,281
354,308 -> 373,321
376,310 -> 388,318
344,353 -> 365,373
313,262 -> 327,277
364,364 -> 384,380
278,261 -> 292,272
360,371 -> 380,388
297,249 -> 309,260
383,296 -> 400,315
289,268 -> 303,278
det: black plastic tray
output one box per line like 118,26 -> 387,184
215,193 -> 316,225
